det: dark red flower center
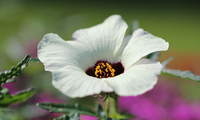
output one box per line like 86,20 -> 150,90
85,60 -> 124,78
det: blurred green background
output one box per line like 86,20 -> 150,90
0,0 -> 200,119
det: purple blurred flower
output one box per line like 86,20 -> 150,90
34,92 -> 64,103
118,80 -> 200,120
80,115 -> 98,120
31,92 -> 64,120
2,82 -> 18,95
170,101 -> 200,120
24,40 -> 39,58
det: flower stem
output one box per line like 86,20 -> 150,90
113,96 -> 118,114
110,96 -> 119,118
106,95 -> 110,118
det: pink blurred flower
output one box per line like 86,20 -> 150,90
2,82 -> 18,95
31,92 -> 64,120
118,80 -> 200,120
34,92 -> 64,103
24,40 -> 39,58
171,101 -> 200,120
80,115 -> 98,120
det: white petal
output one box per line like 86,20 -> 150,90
37,33 -> 92,72
52,66 -> 113,98
72,15 -> 128,63
104,58 -> 162,96
115,28 -> 169,69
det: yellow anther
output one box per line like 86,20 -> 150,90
105,68 -> 108,72
95,62 -> 115,78
99,69 -> 102,74
95,66 -> 100,70
111,73 -> 115,77
112,69 -> 115,72
106,63 -> 109,66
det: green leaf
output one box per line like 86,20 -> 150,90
53,113 -> 80,120
0,55 -> 30,85
130,19 -> 139,34
29,58 -> 41,63
162,69 -> 200,82
0,55 -> 35,107
161,57 -> 200,82
161,57 -> 174,69
37,103 -> 99,117
146,52 -> 161,61
95,103 -> 105,118
111,112 -> 135,120
98,118 -> 128,120
109,98 -> 135,120
0,88 -> 34,107
68,112 -> 80,120
0,108 -> 13,120
53,115 -> 69,120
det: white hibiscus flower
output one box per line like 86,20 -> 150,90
37,15 -> 169,98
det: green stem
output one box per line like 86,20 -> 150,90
113,96 -> 118,114
110,96 -> 119,118
106,95 -> 110,118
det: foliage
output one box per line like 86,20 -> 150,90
0,108 -> 12,120
0,87 -> 34,107
29,58 -> 41,63
53,115 -> 70,120
146,51 -> 161,61
37,103 -> 99,117
130,19 -> 139,34
162,69 -> 200,82
0,55 -> 35,107
161,57 -> 174,69
37,101 -> 135,120
146,52 -> 200,82
0,55 -> 30,86
95,103 -> 105,118
161,57 -> 200,82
